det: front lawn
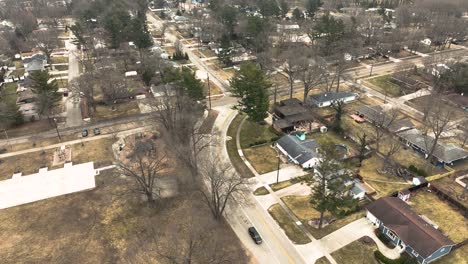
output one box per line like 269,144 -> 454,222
0,149 -> 56,179
366,75 -> 402,97
331,238 -> 379,264
433,244 -> 468,264
239,119 -> 280,149
268,204 -> 312,244
409,191 -> 468,243
50,56 -> 69,64
281,195 -> 366,239
243,145 -> 279,174
54,65 -> 68,71
93,101 -> 140,121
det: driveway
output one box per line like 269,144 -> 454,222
65,35 -> 84,127
319,218 -> 401,259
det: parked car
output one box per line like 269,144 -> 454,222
93,128 -> 101,135
82,129 -> 88,137
248,227 -> 262,244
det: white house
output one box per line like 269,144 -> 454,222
276,134 -> 320,169
308,91 -> 358,108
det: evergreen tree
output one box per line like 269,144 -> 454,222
29,71 -> 61,119
180,68 -> 205,100
230,62 -> 270,122
218,34 -> 232,66
293,8 -> 304,20
307,142 -> 358,229
306,0 -> 322,17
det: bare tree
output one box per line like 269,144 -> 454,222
373,108 -> 399,153
69,72 -> 96,116
117,138 -> 168,206
381,137 -> 402,170
423,102 -> 456,161
279,47 -> 302,99
298,55 -> 326,103
31,29 -> 59,63
199,158 -> 248,221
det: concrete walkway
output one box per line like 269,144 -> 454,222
320,218 -> 401,259
257,165 -> 308,185
0,126 -> 153,159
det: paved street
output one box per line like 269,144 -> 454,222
64,32 -> 84,128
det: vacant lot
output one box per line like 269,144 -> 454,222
0,170 -> 250,263
331,238 -> 379,264
409,191 -> 467,243
366,75 -> 402,97
243,145 -> 279,174
268,204 -> 311,244
281,195 -> 365,239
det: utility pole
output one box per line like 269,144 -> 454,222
276,154 -> 281,184
53,118 -> 62,141
3,129 -> 11,150
207,73 -> 212,110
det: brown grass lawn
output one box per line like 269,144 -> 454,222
281,195 -> 366,239
71,138 -> 115,167
4,134 -> 77,152
50,56 -> 69,64
431,175 -> 468,209
253,186 -> 269,195
406,95 -> 467,120
0,149 -> 56,180
270,177 -> 306,192
331,238 -> 379,264
94,101 -> 140,121
268,204 -> 312,244
239,119 -> 279,149
342,115 -> 377,139
378,136 -> 445,176
307,131 -> 358,154
409,191 -> 468,243
358,155 -> 410,197
0,120 -> 52,138
243,145 -> 279,174
270,73 -> 289,87
315,257 -> 332,264
0,170 -> 250,263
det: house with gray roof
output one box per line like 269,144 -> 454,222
23,53 -> 47,73
398,129 -> 468,165
276,134 -> 320,168
273,98 -> 315,133
365,197 -> 455,264
308,91 -> 357,108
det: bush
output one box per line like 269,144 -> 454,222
374,251 -> 418,264
408,165 -> 428,177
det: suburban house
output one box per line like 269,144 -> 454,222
346,179 -> 367,200
365,197 -> 455,264
276,134 -> 320,168
308,91 -> 358,108
356,105 -> 414,133
272,98 -> 316,133
22,53 -> 47,74
397,129 -> 468,165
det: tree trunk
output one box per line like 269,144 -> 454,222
318,211 -> 324,229
289,79 -> 294,99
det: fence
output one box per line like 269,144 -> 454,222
429,184 -> 468,217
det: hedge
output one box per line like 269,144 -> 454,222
374,251 -> 418,264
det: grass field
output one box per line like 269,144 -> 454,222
243,145 -> 279,174
358,155 -> 411,197
409,191 -> 468,243
94,101 -> 140,121
50,56 -> 69,64
366,75 -> 402,97
433,244 -> 468,264
281,195 -> 366,239
71,138 -> 115,167
226,114 -> 254,178
0,169 -> 249,263
331,238 -> 379,264
239,119 -> 279,149
268,204 -> 312,244
1,82 -> 18,105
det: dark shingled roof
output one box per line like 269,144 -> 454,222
277,135 -> 319,165
309,91 -> 356,104
365,197 -> 454,258
398,129 -> 468,163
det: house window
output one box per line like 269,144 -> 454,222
412,249 -> 419,257
386,230 -> 397,240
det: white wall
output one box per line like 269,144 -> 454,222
0,162 -> 96,209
